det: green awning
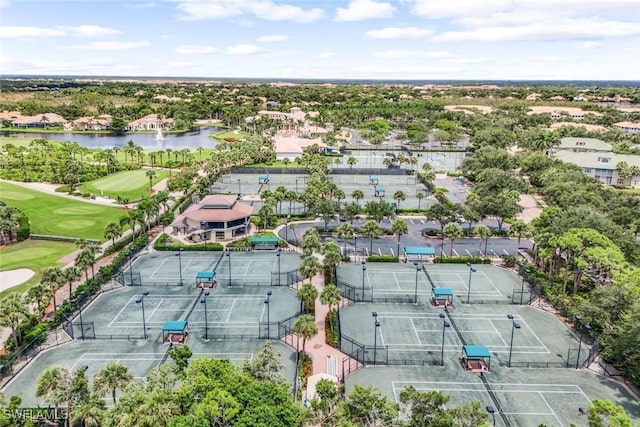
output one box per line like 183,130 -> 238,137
251,237 -> 278,244
463,345 -> 491,359
432,288 -> 453,297
405,247 -> 436,255
196,272 -> 215,279
163,320 -> 188,332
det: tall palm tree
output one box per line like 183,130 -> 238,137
362,220 -> 382,255
36,366 -> 66,419
391,219 -> 408,259
41,267 -> 64,315
75,250 -> 94,282
103,222 -> 122,246
416,192 -> 425,211
508,219 -> 532,251
320,284 -> 342,329
72,394 -> 104,427
297,282 -> 319,314
62,267 -> 82,300
351,189 -> 364,206
93,361 -> 134,404
322,239 -> 343,283
336,222 -> 354,256
0,293 -> 29,350
145,169 -> 157,190
76,240 -> 101,279
293,314 -> 318,354
443,222 -> 464,257
27,283 -> 48,314
473,224 -> 491,256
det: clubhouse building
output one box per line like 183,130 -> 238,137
170,195 -> 253,242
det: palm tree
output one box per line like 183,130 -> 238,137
293,314 -> 318,354
362,219 -> 382,255
390,219 -> 408,259
145,169 -> 157,190
36,366 -> 66,419
416,192 -> 425,211
473,224 -> 491,256
62,267 -> 82,300
42,267 -> 64,315
76,240 -> 101,279
509,219 -> 532,251
300,255 -> 322,285
320,284 -> 342,329
75,250 -> 94,282
103,222 -> 122,246
347,156 -> 358,169
72,394 -> 104,427
0,293 -> 29,350
301,228 -> 321,256
27,283 -> 48,314
297,282 -> 319,314
351,189 -> 364,206
322,239 -> 343,283
282,157 -> 290,169
443,222 -> 464,257
336,222 -> 354,256
93,361 -> 133,404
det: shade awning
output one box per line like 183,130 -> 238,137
163,320 -> 188,332
405,247 -> 436,255
251,237 -> 278,244
432,288 -> 453,297
463,345 -> 491,359
196,272 -> 215,279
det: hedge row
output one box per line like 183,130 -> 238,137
433,256 -> 492,264
367,255 -> 399,262
154,233 -> 223,251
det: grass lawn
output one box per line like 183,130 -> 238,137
0,181 -> 126,241
79,169 -> 168,201
211,129 -> 249,141
0,240 -> 76,294
0,137 -> 38,147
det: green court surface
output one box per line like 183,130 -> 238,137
0,181 -> 125,240
4,339 -> 297,407
124,250 -> 302,287
345,366 -> 640,426
336,263 -> 519,304
79,169 -> 168,201
340,302 -> 582,368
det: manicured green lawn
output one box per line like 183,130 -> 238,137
0,240 -> 75,294
211,130 -> 249,141
79,169 -> 168,201
0,137 -> 38,147
0,181 -> 126,240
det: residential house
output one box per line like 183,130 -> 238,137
613,122 -> 640,134
68,115 -> 112,131
127,114 -> 174,131
10,113 -> 68,128
527,106 -> 602,121
552,137 -> 612,153
549,122 -> 606,132
552,151 -> 640,187
274,137 -> 326,160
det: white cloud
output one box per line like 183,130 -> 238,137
316,51 -> 337,58
434,18 -> 640,42
176,0 -> 325,23
0,0 -> 10,8
365,26 -> 433,39
528,56 -> 561,62
226,44 -> 264,55
257,34 -> 288,43
579,41 -> 603,49
0,26 -> 65,38
176,44 -> 217,54
335,0 -> 395,22
168,61 -> 194,68
72,41 -> 151,50
124,2 -> 158,9
374,50 -> 457,59
64,25 -> 122,37
441,56 -> 490,64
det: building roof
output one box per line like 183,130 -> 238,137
557,137 -> 612,152
549,122 -> 606,132
553,151 -> 640,169
463,345 -> 491,359
527,106 -> 602,117
11,113 -> 68,124
613,121 -> 640,128
251,237 -> 279,244
181,195 -> 253,222
274,137 -> 326,155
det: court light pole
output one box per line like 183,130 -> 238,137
485,406 -> 496,426
361,261 -> 366,301
575,316 -> 592,369
200,291 -> 210,341
176,248 -> 184,286
227,250 -> 231,287
507,314 -> 521,368
466,262 -> 476,305
237,179 -> 241,195
372,312 -> 380,366
519,267 -> 530,305
439,312 -> 450,367
277,249 -> 282,286
71,291 -> 86,341
285,215 -> 290,242
414,262 -> 420,304
127,250 -> 134,285
353,232 -> 358,260
265,291 -> 272,339
135,291 -> 150,340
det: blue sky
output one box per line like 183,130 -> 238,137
1,0 -> 639,80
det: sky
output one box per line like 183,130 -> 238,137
1,0 -> 639,81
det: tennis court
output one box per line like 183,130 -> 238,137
3,339 -> 298,407
345,366 -> 640,426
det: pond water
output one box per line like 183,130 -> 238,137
0,127 -> 221,149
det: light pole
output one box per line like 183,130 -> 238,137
372,312 -> 380,366
295,178 -> 298,193
200,291 -> 210,341
414,262 -> 420,304
71,291 -> 86,341
439,313 -> 450,367
485,406 -> 496,426
265,291 -> 272,339
227,250 -> 231,287
135,291 -> 150,340
176,248 -> 184,286
237,179 -> 241,195
520,267 -> 530,305
361,261 -> 366,301
127,250 -> 134,285
466,262 -> 476,305
507,314 -> 521,368
276,249 -> 282,286
285,215 -> 290,242
575,316 -> 592,369
353,232 -> 358,260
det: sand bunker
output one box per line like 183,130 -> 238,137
0,268 -> 35,292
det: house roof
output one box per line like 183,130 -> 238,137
553,151 -> 640,169
181,196 -> 253,222
613,121 -> 640,129
11,113 -> 68,124
557,137 -> 612,152
549,122 -> 606,132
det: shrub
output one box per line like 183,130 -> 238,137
367,255 -> 399,262
324,310 -> 339,348
299,352 -> 313,387
154,233 -> 223,251
16,214 -> 30,242
433,256 -> 491,264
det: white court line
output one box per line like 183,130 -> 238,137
259,302 -> 266,321
225,300 -> 236,323
481,271 -> 503,295
108,296 -> 135,327
409,318 -> 422,345
539,392 -> 564,426
378,326 -> 386,346
146,298 -> 163,321
488,319 -> 509,347
393,273 -> 401,290
149,258 -> 167,278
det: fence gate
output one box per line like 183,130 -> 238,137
511,289 -> 534,305
62,313 -> 74,339
72,321 -> 96,340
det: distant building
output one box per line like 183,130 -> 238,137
170,195 -> 253,242
274,137 -> 326,160
527,106 -> 602,121
553,137 -> 612,153
549,122 -> 606,133
552,151 -> 640,187
68,115 -> 112,131
9,113 -> 68,128
127,114 -> 174,131
613,122 -> 640,134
